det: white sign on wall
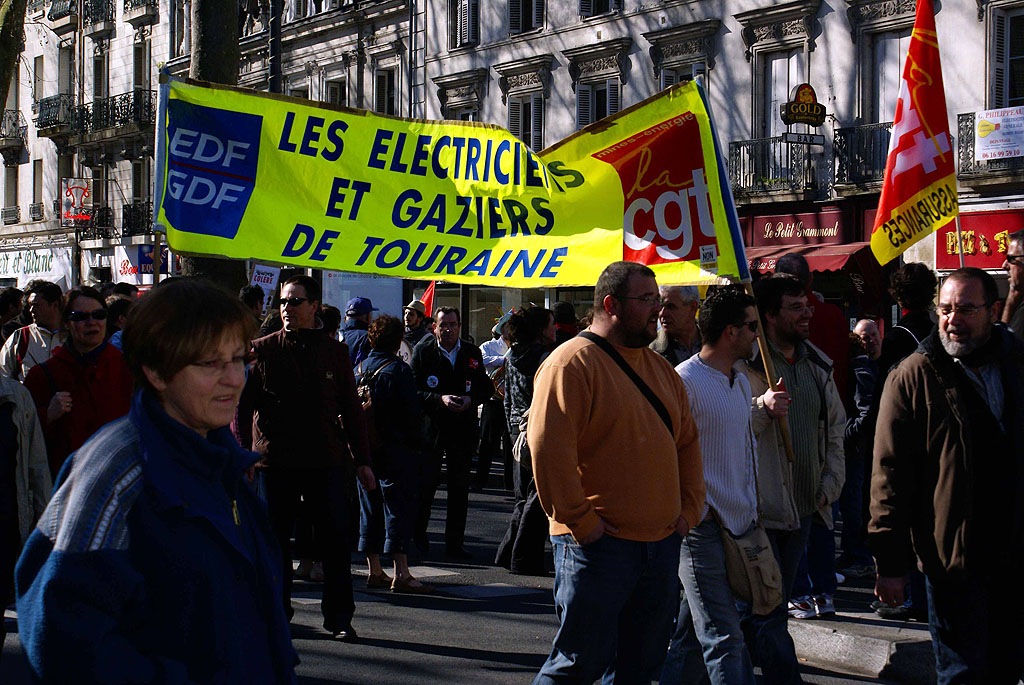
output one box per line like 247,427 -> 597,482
250,264 -> 281,315
322,272 -> 403,319
0,247 -> 73,290
975,106 -> 1024,162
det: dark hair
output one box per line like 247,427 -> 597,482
122,279 -> 253,390
1009,228 -> 1024,247
435,305 -> 460,323
593,261 -> 656,311
552,301 -> 577,325
753,273 -> 805,318
368,314 -> 404,352
943,267 -> 999,306
62,286 -> 106,322
698,287 -> 755,345
507,306 -> 553,345
238,284 -> 265,310
282,275 -> 321,304
24,279 -> 62,304
0,287 -> 22,314
888,262 -> 937,310
319,304 -> 341,336
111,282 -> 139,298
775,253 -> 811,287
105,296 -> 135,337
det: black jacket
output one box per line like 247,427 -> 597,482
503,342 -> 549,441
362,350 -> 426,475
411,336 -> 492,441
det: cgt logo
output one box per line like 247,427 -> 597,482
164,100 -> 262,240
593,114 -> 718,266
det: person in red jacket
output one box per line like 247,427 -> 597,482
24,286 -> 133,476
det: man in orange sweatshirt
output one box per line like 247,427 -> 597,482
529,261 -> 704,684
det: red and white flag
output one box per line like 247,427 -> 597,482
870,0 -> 958,266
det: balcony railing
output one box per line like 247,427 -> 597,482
122,201 -> 152,235
29,202 -> 44,221
83,0 -> 113,24
36,94 -> 73,129
125,0 -> 157,10
47,0 -> 75,21
834,122 -> 892,186
958,112 -> 1024,181
2,206 -> 20,225
71,90 -> 157,135
0,110 -> 27,141
729,136 -> 812,195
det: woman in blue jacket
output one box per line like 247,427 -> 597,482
16,278 -> 297,684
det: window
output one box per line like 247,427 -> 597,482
871,29 -> 911,122
509,0 -> 543,34
92,53 -> 108,103
32,160 -> 42,204
576,79 -> 619,129
449,0 -> 479,49
33,56 -> 44,102
326,80 -> 347,107
133,41 -> 151,91
91,166 -> 106,209
451,107 -> 477,121
58,47 -> 72,95
579,0 -> 619,18
761,48 -> 804,138
5,63 -> 17,110
4,167 -> 17,208
290,86 -> 309,100
375,68 -> 397,115
132,160 -> 150,203
994,8 -> 1024,108
508,93 -> 543,151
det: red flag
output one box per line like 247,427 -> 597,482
869,0 -> 958,265
421,280 -> 436,319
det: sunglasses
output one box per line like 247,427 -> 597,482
734,320 -> 759,333
279,297 -> 309,307
68,309 -> 108,323
1006,254 -> 1024,266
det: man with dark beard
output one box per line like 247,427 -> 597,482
870,267 -> 1024,683
530,261 -> 704,684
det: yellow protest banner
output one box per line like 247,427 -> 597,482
155,75 -> 748,287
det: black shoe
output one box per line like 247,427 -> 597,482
445,546 -> 472,560
330,625 -> 358,642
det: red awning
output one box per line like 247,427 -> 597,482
745,242 -> 874,274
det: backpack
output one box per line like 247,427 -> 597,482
356,359 -> 397,452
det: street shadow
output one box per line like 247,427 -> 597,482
353,636 -> 547,669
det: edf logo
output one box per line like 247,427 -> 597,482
164,100 -> 262,240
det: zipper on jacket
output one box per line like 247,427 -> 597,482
232,499 -> 241,526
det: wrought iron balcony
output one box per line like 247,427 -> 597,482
29,202 -> 44,221
122,201 -> 153,236
2,207 -> 20,225
0,110 -> 28,165
83,0 -> 114,36
958,112 -> 1024,188
47,0 -> 75,21
124,0 -> 157,24
71,90 -> 157,136
834,122 -> 892,190
35,94 -> 73,131
729,136 -> 813,196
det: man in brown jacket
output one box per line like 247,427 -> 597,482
870,267 -> 1024,683
239,275 -> 374,642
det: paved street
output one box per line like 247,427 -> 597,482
3,480 -> 892,684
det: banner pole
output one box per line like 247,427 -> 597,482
954,215 -> 965,269
152,232 -> 163,286
744,281 -> 796,463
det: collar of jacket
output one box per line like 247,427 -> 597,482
344,319 -> 369,331
751,337 -> 832,376
919,326 -> 1015,390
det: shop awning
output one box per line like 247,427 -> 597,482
745,242 -> 875,274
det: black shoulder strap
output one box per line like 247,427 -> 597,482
579,331 -> 673,436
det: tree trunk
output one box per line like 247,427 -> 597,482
0,0 -> 28,110
178,0 -> 247,292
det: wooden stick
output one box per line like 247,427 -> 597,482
744,281 -> 796,463
152,232 -> 163,286
953,215 -> 965,269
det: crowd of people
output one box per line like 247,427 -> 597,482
0,230 -> 1022,683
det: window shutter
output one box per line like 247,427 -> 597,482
375,71 -> 388,112
611,0 -> 621,10
509,0 -> 521,34
468,0 -> 479,44
508,98 -> 522,138
660,68 -> 677,90
533,0 -> 544,29
607,78 -> 620,115
449,0 -> 458,48
576,84 -> 592,130
579,0 -> 592,19
531,93 -> 544,150
994,12 -> 1007,108
458,0 -> 469,45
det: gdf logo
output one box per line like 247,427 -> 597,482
164,100 -> 262,240
593,114 -> 718,266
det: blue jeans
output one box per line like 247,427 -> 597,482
926,572 -> 1024,684
661,518 -> 755,685
534,533 -> 681,684
793,513 -> 836,598
357,474 -> 416,555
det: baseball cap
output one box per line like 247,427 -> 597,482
346,297 -> 378,316
403,299 -> 426,316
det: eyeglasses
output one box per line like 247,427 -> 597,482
781,304 -> 813,314
68,309 -> 108,323
279,297 -> 309,308
733,320 -> 759,333
191,355 -> 248,375
935,303 -> 989,317
438,323 -> 459,331
616,294 -> 663,306
1006,254 -> 1024,266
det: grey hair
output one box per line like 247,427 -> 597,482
658,285 -> 699,302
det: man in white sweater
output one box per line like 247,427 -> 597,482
661,287 -> 797,685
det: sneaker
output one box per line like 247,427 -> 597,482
814,594 -> 836,617
788,596 -> 817,620
309,561 -> 324,582
840,563 -> 876,579
834,571 -> 846,585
